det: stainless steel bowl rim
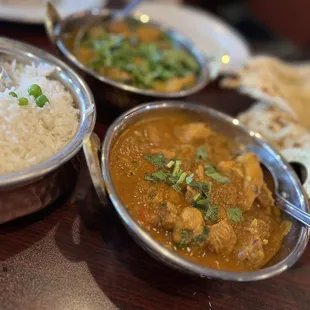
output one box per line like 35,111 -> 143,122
0,36 -> 96,187
50,8 -> 210,98
101,100 -> 310,281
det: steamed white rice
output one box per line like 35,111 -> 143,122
0,60 -> 79,174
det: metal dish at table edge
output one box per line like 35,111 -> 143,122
0,37 -> 96,223
44,3 -> 211,109
83,101 -> 310,281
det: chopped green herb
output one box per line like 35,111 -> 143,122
188,180 -> 201,190
144,153 -> 166,167
204,205 -> 219,222
167,174 -> 179,185
166,160 -> 175,168
196,199 -> 210,206
9,91 -> 17,98
192,198 -> 210,213
205,165 -> 217,175
189,180 -> 211,198
172,159 -> 182,177
193,227 -> 209,245
144,170 -> 167,182
172,183 -> 182,193
193,192 -> 201,201
177,172 -> 187,185
18,97 -> 28,106
177,230 -> 190,249
227,207 -> 242,223
196,146 -> 208,161
185,173 -> 194,185
195,198 -> 210,210
205,165 -> 230,184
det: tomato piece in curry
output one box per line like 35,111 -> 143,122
110,111 -> 292,272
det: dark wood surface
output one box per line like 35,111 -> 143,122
1,21 -> 310,310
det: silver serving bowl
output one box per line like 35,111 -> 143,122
45,3 -> 210,109
0,37 -> 96,223
84,101 -> 310,281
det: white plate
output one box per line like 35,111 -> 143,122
0,0 -> 106,24
0,0 -> 250,73
134,2 -> 251,73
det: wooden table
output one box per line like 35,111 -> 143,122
1,21 -> 310,310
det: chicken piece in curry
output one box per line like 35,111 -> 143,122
72,19 -> 199,91
110,111 -> 292,272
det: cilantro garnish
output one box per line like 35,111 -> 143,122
189,180 -> 211,198
204,165 -> 230,184
172,183 -> 182,193
196,146 -> 208,161
193,198 -> 210,212
227,207 -> 242,223
144,161 -> 185,193
144,170 -> 167,182
195,199 -> 210,207
168,174 -> 179,184
144,153 -> 166,167
204,205 -> 219,222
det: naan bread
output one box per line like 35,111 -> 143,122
238,102 -> 310,150
222,56 -> 310,129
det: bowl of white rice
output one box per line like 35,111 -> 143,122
0,37 -> 96,223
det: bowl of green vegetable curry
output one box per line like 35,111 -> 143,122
45,3 -> 210,109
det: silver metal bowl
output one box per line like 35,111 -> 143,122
84,101 -> 310,281
45,3 -> 210,109
0,37 -> 96,223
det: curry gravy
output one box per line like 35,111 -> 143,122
110,111 -> 290,272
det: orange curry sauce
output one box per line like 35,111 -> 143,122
110,111 -> 291,272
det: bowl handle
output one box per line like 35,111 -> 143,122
281,148 -> 310,198
45,2 -> 61,45
83,133 -> 108,205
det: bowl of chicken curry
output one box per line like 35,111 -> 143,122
45,4 -> 209,108
85,101 -> 309,281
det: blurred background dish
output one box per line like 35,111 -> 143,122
0,0 -> 251,74
72,19 -> 201,92
133,2 -> 251,73
0,0 -> 106,24
45,3 -> 210,109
